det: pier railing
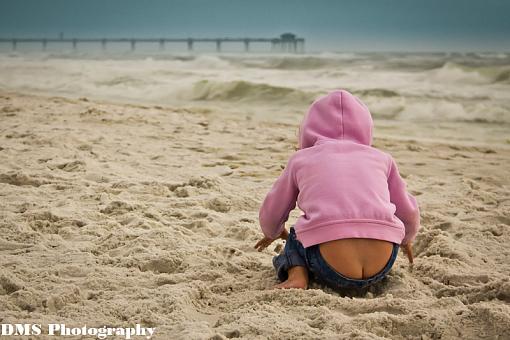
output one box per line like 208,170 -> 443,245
0,33 -> 305,53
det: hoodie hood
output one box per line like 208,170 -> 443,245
299,90 -> 373,149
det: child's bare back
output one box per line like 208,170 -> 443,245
320,238 -> 394,279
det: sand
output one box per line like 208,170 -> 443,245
0,90 -> 509,339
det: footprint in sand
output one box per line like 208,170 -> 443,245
139,253 -> 187,274
174,186 -> 190,197
435,277 -> 510,304
0,274 -> 23,294
0,238 -> 32,251
0,172 -> 47,187
224,225 -> 257,241
206,197 -> 232,213
182,219 -> 208,230
433,221 -> 452,231
100,201 -> 135,215
55,160 -> 86,172
1,105 -> 21,115
24,211 -> 84,234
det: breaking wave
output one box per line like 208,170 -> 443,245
236,56 -> 349,70
354,88 -> 400,98
428,62 -> 510,84
185,80 -> 317,105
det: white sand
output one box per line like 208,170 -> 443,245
0,91 -> 509,339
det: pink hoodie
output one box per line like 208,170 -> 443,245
259,90 -> 420,247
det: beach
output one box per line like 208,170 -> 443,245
0,52 -> 509,339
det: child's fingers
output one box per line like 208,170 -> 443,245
254,238 -> 272,251
255,237 -> 268,247
254,242 -> 266,251
402,243 -> 414,264
257,244 -> 268,252
406,244 -> 414,264
254,239 -> 263,249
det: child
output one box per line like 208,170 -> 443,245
254,90 -> 419,291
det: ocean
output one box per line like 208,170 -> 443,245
1,50 -> 509,144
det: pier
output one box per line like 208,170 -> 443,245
0,33 -> 305,53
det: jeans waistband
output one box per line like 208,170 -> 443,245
308,241 -> 400,286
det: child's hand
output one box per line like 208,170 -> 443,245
254,228 -> 289,252
402,242 -> 414,264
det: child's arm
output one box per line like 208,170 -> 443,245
387,157 -> 420,246
258,159 -> 299,240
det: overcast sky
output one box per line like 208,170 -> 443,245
0,0 -> 509,52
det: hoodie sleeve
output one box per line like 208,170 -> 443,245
258,158 -> 299,239
387,156 -> 420,245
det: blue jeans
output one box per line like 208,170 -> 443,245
272,227 -> 399,291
